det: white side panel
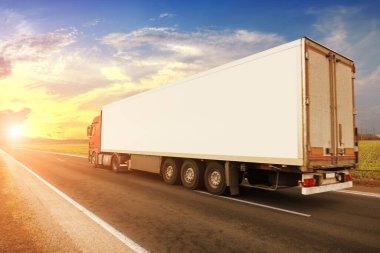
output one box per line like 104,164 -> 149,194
101,40 -> 303,164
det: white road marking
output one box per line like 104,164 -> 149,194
195,190 -> 311,217
13,150 -> 380,205
17,148 -> 87,159
2,150 -> 149,253
337,190 -> 380,198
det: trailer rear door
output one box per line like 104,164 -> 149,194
305,39 -> 356,168
335,57 -> 356,165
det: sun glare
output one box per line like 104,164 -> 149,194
8,125 -> 24,139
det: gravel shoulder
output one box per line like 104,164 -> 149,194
350,184 -> 380,194
0,149 -> 133,253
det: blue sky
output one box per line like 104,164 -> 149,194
2,1 -> 378,35
0,0 -> 379,139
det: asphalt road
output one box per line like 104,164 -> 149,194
3,148 -> 380,253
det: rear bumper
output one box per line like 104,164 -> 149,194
302,181 -> 353,195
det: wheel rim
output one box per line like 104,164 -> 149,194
209,170 -> 221,189
184,167 -> 195,184
165,165 -> 174,179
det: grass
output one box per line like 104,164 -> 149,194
352,140 -> 380,180
358,140 -> 380,170
18,143 -> 88,155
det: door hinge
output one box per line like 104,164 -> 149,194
305,97 -> 310,105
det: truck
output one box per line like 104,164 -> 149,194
87,37 -> 357,196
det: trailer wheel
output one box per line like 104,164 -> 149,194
204,162 -> 227,195
111,155 -> 120,173
91,152 -> 98,168
161,158 -> 181,185
181,159 -> 204,189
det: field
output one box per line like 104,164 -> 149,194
353,140 -> 380,181
17,140 -> 380,180
18,143 -> 88,155
358,140 -> 380,169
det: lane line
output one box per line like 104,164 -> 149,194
337,190 -> 380,198
2,149 -> 149,253
16,148 -> 87,159
194,190 -> 311,217
14,150 -> 380,199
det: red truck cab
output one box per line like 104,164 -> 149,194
87,115 -> 101,163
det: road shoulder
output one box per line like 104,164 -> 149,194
350,184 -> 380,194
0,149 -> 133,253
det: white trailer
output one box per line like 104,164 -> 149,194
88,37 -> 357,195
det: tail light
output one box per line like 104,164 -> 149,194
303,178 -> 316,187
345,174 -> 352,182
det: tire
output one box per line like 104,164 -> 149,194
204,162 -> 227,195
111,155 -> 120,173
91,152 -> 98,168
181,159 -> 204,190
161,158 -> 181,185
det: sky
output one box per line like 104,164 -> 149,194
0,0 -> 380,140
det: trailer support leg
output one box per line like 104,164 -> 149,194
225,161 -> 240,196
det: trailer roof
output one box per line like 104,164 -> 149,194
304,37 -> 354,62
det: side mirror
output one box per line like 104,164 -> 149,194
87,126 -> 92,137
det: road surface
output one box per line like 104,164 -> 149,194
1,147 -> 380,253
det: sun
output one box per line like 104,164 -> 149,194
8,124 -> 24,139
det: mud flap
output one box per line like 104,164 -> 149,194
226,161 -> 240,196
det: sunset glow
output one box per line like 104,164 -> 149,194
0,1 -> 379,141
8,124 -> 24,139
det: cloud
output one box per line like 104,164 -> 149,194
0,25 -> 77,83
159,13 -> 175,19
306,6 -> 362,16
0,28 -> 77,62
309,5 -> 380,133
0,57 -> 12,78
0,108 -> 31,122
355,65 -> 380,133
0,9 -> 35,38
101,66 -> 131,81
149,12 -> 175,21
101,27 -> 177,48
101,26 -> 285,82
308,6 -> 364,56
0,14 -> 108,97
82,18 -> 104,27
101,27 -> 283,52
314,17 -> 349,51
